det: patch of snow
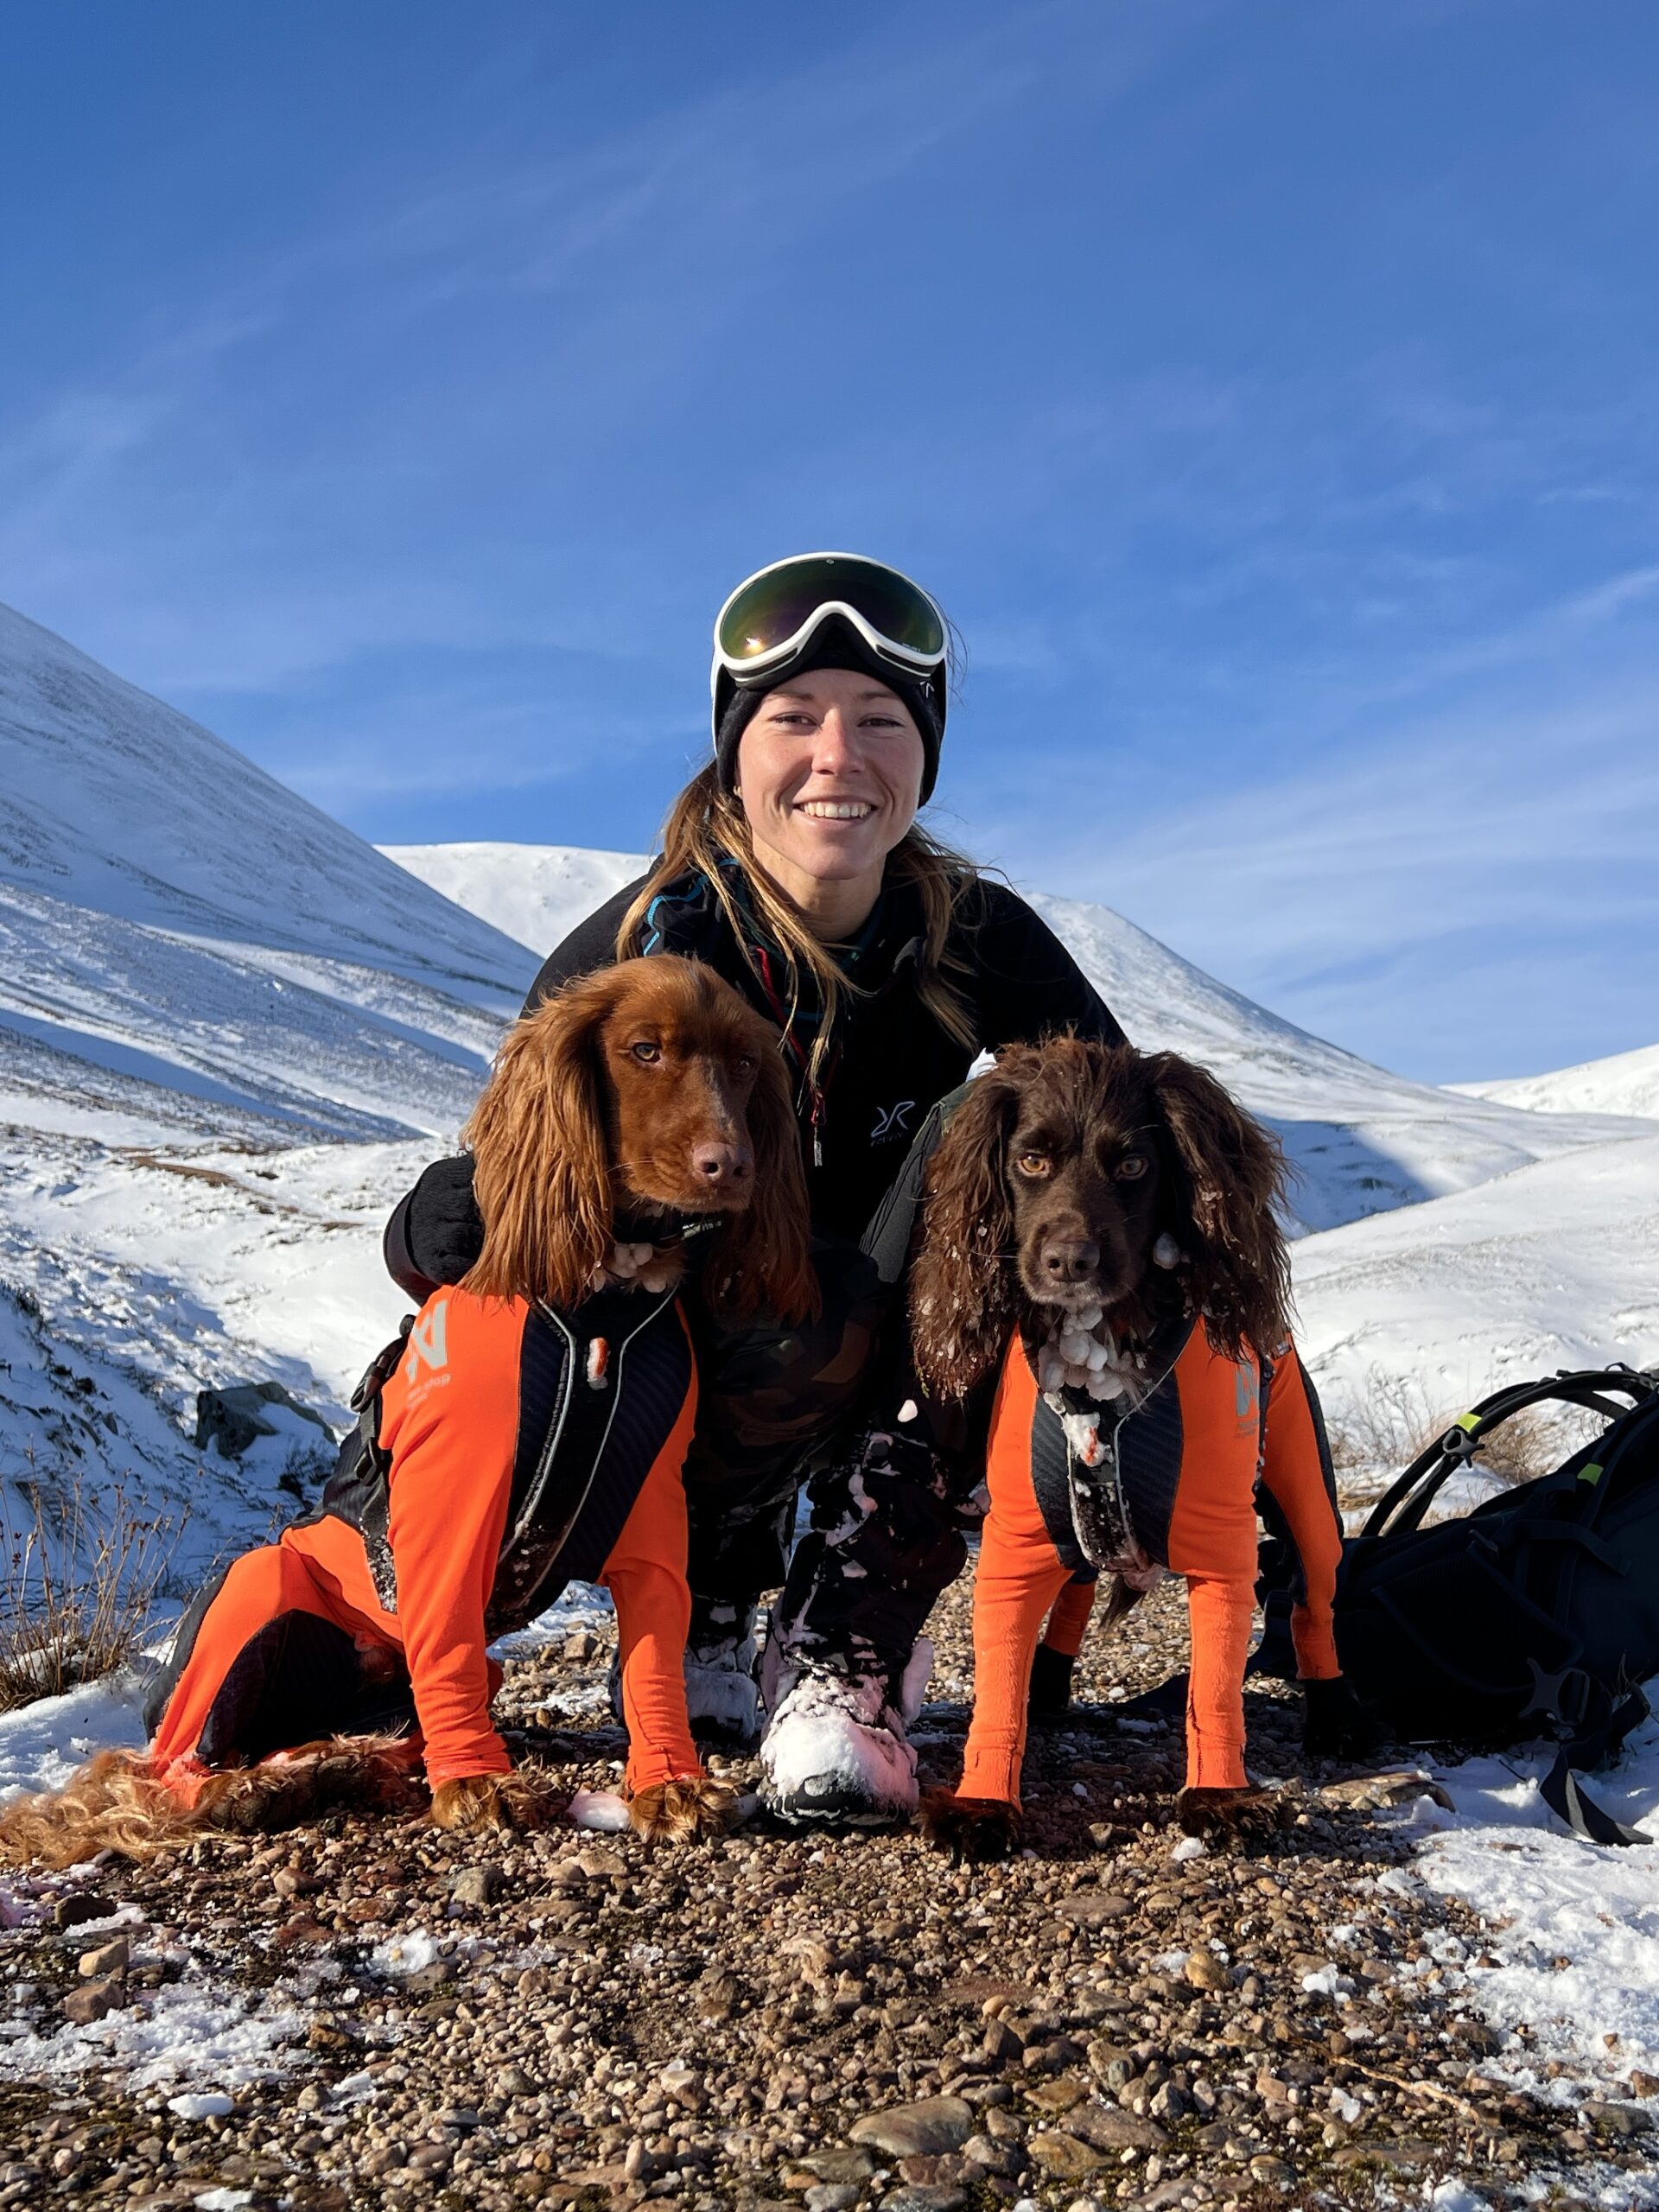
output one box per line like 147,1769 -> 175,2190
369,1930 -> 441,1978
569,1789 -> 631,1832
0,1968 -> 305,2090
1384,1699 -> 1659,2096
168,2090 -> 235,2119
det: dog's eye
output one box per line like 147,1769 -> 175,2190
1115,1154 -> 1148,1180
732,1054 -> 756,1077
1015,1153 -> 1052,1179
630,1041 -> 662,1065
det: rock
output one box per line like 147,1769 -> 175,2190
1147,2081 -> 1186,2124
799,2150 -> 876,2185
1629,2069 -> 1659,2099
696,1969 -> 740,2022
1085,2040 -> 1135,2087
1249,2154 -> 1296,2186
563,1630 -> 600,1661
1183,1948 -> 1230,1992
1067,2101 -> 1166,2152
806,2190 -> 859,2212
449,1865 -> 500,1909
962,2133 -> 1021,2177
53,1893 -> 113,1929
982,2015 -> 1024,2064
496,2064 -> 537,2099
194,1379 -> 334,1460
1027,2131 -> 1105,2179
77,1935 -> 128,1979
880,2191 -> 965,2212
1027,2075 -> 1088,2114
61,1980 -> 121,2024
659,2060 -> 707,2111
850,2096 -> 975,2157
1055,1891 -> 1134,1925
1585,2101 -> 1653,2137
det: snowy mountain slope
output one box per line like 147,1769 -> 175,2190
1290,1128 -> 1659,1427
0,600 -> 537,1145
387,840 -> 1655,1235
378,840 -> 642,971
1452,1039 -> 1659,1123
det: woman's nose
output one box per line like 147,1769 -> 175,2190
811,710 -> 858,769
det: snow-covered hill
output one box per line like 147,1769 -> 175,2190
1,601 -> 537,1147
1453,1039 -> 1659,1123
0,604 -> 535,1570
387,840 -> 1654,1236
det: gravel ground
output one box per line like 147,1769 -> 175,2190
1,1578 -> 1651,2210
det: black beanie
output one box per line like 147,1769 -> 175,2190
713,614 -> 944,804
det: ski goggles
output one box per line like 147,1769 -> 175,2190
709,552 -> 948,735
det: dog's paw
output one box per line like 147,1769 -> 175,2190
919,1788 -> 1023,1866
1176,1785 -> 1285,1848
429,1774 -> 518,1834
1302,1675 -> 1387,1762
627,1777 -> 739,1843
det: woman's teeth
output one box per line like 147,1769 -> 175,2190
798,800 -> 873,819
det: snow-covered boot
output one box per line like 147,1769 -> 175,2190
606,1599 -> 764,1749
683,1599 -> 764,1748
758,1638 -> 932,1827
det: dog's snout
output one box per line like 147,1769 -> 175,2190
690,1140 -> 753,1189
1039,1235 -> 1100,1285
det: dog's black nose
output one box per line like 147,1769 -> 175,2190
1040,1236 -> 1099,1284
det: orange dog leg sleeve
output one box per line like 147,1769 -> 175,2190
602,1381 -> 703,1796
1261,1351 -> 1343,1682
958,1503 -> 1073,1809
148,1522 -> 393,1795
1183,1576 -> 1255,1790
1041,1575 -> 1097,1661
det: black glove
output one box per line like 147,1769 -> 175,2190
1302,1673 -> 1386,1761
385,1154 -> 485,1297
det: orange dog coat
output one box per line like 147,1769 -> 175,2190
959,1320 -> 1342,1801
146,1282 -> 703,1802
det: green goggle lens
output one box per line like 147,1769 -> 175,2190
715,555 -> 945,667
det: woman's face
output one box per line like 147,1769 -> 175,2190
734,668 -> 925,924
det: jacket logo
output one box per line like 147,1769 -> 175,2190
404,1300 -> 449,1381
1235,1358 -> 1261,1430
871,1099 -> 916,1144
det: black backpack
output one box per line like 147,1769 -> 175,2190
1325,1365 -> 1659,1844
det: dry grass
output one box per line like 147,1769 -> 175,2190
0,1459 -> 182,1710
1325,1366 -> 1602,1510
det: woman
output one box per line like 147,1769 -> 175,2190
386,551 -> 1123,1823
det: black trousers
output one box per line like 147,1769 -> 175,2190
681,1094 -> 981,1678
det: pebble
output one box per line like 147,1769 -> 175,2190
1027,2130 -> 1106,2179
76,1934 -> 128,1979
849,2095 -> 974,2157
52,1893 -> 113,1930
60,1979 -> 121,2024
449,1864 -> 500,1908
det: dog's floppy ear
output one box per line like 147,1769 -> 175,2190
707,1037 -> 818,1325
461,972 -> 619,1307
1146,1051 -> 1290,1362
909,1058 -> 1025,1399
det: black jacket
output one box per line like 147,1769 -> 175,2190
385,865 -> 1122,1296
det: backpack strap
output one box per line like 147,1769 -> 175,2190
1357,1367 -> 1659,1544
1539,1687 -> 1654,1848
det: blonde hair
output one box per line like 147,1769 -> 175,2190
618,764 -> 978,1090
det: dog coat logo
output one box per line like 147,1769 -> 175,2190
404,1300 -> 449,1383
871,1099 -> 916,1144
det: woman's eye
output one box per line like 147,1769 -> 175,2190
1116,1154 -> 1147,1180
631,1042 -> 662,1064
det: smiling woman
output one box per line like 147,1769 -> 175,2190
382,550 -> 1127,1826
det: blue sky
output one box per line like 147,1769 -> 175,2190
3,1 -> 1656,1082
